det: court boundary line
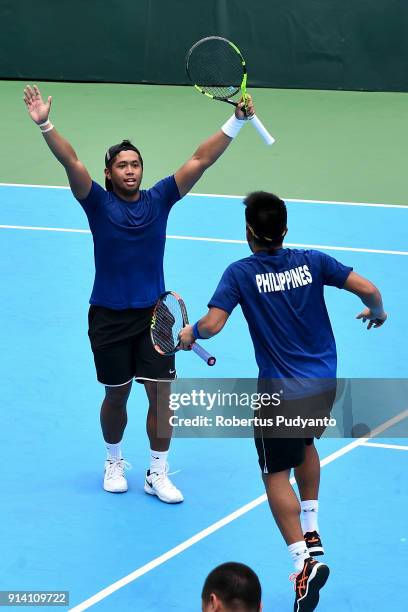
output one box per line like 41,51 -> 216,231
68,409 -> 408,611
364,442 -> 408,451
191,193 -> 408,209
0,182 -> 407,209
0,224 -> 90,234
1,225 -> 407,256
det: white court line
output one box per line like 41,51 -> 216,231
0,224 -> 90,234
68,409 -> 408,611
0,182 -> 69,190
167,234 -> 408,256
0,182 -> 407,209
1,225 -> 407,256
364,442 -> 408,451
190,193 -> 408,209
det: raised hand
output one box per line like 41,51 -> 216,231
23,84 -> 52,125
235,93 -> 255,120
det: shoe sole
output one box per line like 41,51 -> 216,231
295,564 -> 330,612
144,483 -> 183,504
104,485 -> 128,493
307,546 -> 324,556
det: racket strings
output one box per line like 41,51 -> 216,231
153,296 -> 185,354
187,38 -> 243,98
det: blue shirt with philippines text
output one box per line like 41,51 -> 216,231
209,248 -> 352,395
76,177 -> 180,309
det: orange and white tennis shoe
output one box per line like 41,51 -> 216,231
304,530 -> 324,556
290,556 -> 329,612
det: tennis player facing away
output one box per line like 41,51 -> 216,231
202,562 -> 262,612
180,192 -> 387,610
23,84 -> 255,504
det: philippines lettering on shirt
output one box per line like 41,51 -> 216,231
255,265 -> 312,293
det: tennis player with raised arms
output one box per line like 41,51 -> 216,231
179,191 -> 386,610
23,83 -> 255,504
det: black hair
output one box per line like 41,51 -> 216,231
244,191 -> 287,247
104,139 -> 143,191
202,562 -> 261,611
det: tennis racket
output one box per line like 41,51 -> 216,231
186,36 -> 275,146
151,291 -> 216,366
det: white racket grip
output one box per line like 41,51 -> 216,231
248,114 -> 275,146
191,342 -> 216,366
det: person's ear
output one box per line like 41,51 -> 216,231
205,593 -> 221,611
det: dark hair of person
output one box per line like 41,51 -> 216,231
104,139 -> 143,191
244,191 -> 287,248
202,562 -> 262,611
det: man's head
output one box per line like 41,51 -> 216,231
202,562 -> 262,612
104,139 -> 143,197
244,191 -> 287,251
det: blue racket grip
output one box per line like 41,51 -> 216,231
192,342 -> 216,366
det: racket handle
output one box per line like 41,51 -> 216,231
191,343 -> 216,366
248,114 -> 275,146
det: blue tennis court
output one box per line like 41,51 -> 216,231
1,185 -> 407,611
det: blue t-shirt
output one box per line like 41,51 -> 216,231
76,176 -> 180,309
209,248 -> 352,393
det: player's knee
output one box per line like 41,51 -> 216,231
145,381 -> 171,407
105,383 -> 131,409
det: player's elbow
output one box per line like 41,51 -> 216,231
192,153 -> 213,171
344,272 -> 379,298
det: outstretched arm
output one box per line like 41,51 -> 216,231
23,85 -> 92,199
343,271 -> 387,329
174,96 -> 254,198
178,307 -> 230,349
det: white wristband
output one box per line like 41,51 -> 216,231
40,123 -> 54,133
221,114 -> 245,139
38,119 -> 51,127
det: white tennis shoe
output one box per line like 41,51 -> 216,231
144,464 -> 184,503
103,459 -> 131,493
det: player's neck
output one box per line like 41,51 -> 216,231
112,187 -> 141,203
251,244 -> 284,254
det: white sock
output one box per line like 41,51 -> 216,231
106,441 -> 122,461
150,449 -> 168,474
288,541 -> 309,572
301,500 -> 319,533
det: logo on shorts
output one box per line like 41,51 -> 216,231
169,369 -> 176,374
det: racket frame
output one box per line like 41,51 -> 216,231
151,291 -> 216,366
151,291 -> 184,357
186,36 -> 248,110
186,36 -> 274,145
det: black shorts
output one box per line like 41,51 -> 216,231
254,387 -> 336,474
88,305 -> 176,386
